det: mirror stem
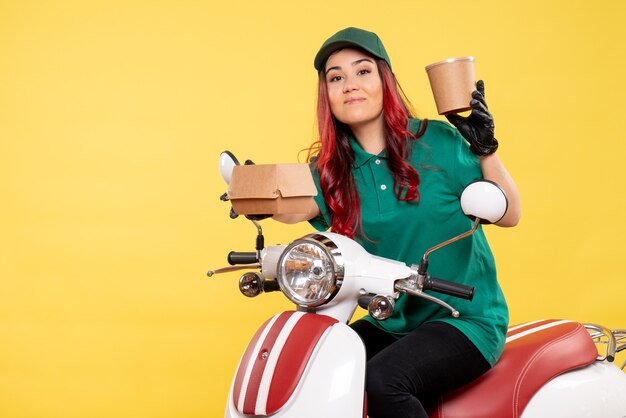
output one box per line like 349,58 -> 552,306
420,218 -> 481,273
250,219 -> 264,260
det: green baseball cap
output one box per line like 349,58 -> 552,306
314,27 -> 392,72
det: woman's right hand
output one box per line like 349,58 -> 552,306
445,80 -> 499,156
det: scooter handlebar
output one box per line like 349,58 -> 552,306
423,277 -> 475,301
227,251 -> 258,265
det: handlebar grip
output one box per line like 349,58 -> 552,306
358,293 -> 376,310
227,251 -> 258,265
424,277 -> 475,301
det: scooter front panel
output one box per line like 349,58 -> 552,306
230,311 -> 339,416
231,312 -> 288,414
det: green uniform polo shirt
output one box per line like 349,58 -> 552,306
309,119 -> 508,366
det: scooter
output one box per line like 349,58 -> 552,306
209,151 -> 626,418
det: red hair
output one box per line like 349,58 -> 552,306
309,57 -> 427,238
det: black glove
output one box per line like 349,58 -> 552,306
245,213 -> 272,221
445,80 -> 498,156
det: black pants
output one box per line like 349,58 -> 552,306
351,320 -> 490,418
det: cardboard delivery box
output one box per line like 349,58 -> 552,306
227,164 -> 318,215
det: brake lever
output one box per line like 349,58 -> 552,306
394,278 -> 460,318
206,263 -> 261,277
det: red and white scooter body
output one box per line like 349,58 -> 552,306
225,311 -> 366,418
226,316 -> 626,418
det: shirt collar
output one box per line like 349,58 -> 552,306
350,136 -> 387,168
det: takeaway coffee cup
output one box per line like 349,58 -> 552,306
425,56 -> 476,115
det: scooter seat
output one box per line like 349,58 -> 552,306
428,319 -> 598,418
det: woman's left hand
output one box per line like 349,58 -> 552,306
445,80 -> 499,156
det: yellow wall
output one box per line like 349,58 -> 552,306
1,1 -> 624,417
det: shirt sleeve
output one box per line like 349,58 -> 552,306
450,125 -> 483,193
308,160 -> 332,231
419,119 -> 482,195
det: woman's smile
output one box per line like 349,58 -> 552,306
344,97 -> 366,105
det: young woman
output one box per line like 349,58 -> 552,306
274,27 -> 520,418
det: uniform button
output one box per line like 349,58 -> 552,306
380,184 -> 387,190
375,159 -> 381,165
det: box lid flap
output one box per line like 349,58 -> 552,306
228,165 -> 278,199
227,164 -> 317,200
276,164 -> 317,197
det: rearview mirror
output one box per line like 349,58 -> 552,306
219,150 -> 240,184
460,180 -> 508,224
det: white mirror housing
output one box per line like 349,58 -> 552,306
460,180 -> 508,224
219,151 -> 240,184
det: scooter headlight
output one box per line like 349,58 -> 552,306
277,234 -> 344,307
